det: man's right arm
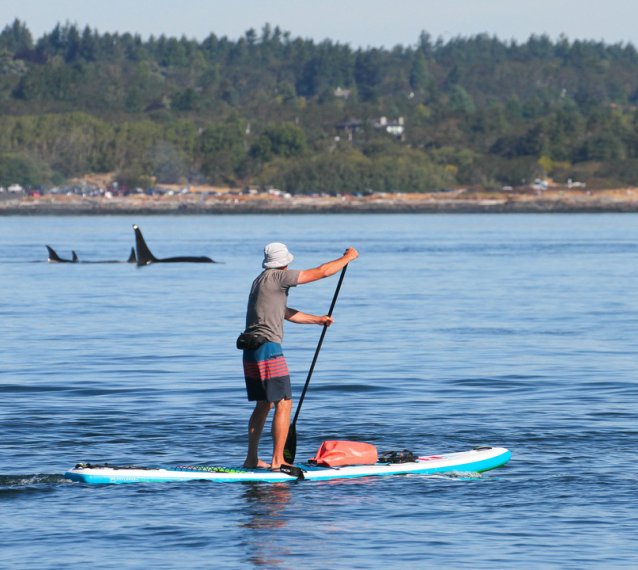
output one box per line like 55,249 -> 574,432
297,247 -> 359,285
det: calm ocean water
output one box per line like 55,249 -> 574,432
1,213 -> 637,569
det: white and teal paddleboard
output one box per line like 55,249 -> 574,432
64,446 -> 511,484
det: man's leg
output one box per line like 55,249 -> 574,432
244,400 -> 273,468
270,398 -> 293,469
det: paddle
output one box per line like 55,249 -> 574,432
284,264 -> 348,464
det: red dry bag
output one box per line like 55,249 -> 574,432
309,440 -> 378,467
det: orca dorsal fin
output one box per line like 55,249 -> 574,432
46,245 -> 62,262
72,251 -> 78,262
127,247 -> 137,263
133,224 -> 158,266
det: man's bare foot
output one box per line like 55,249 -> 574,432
243,459 -> 271,469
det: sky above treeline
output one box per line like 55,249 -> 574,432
2,0 -> 636,48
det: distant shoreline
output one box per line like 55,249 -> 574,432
2,188 -> 638,214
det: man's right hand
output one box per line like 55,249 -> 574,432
344,247 -> 359,261
298,247 -> 359,284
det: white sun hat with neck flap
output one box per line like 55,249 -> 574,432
262,242 -> 294,268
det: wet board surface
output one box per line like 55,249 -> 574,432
64,446 -> 511,484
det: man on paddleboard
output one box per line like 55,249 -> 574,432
241,242 -> 358,471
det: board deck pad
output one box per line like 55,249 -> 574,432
64,446 -> 511,484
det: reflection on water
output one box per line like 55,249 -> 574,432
241,483 -> 292,530
240,483 -> 293,567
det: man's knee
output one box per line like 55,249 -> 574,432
255,401 -> 273,413
274,398 -> 292,411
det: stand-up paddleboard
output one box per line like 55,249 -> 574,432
64,446 -> 511,484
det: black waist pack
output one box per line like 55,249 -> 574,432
236,332 -> 267,350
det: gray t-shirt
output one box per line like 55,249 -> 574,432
245,269 -> 302,343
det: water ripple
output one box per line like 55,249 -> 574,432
1,214 -> 638,568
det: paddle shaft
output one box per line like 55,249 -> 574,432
290,264 -> 348,428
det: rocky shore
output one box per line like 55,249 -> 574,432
2,187 -> 638,214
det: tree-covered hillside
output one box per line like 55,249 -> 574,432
2,19 -> 638,191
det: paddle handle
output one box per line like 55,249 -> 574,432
291,264 -> 348,427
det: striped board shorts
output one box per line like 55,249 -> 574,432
243,342 -> 292,402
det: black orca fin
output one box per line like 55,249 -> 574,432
72,251 -> 78,262
132,224 -> 158,266
127,247 -> 137,263
46,245 -> 62,262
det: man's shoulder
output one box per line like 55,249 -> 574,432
260,268 -> 301,285
281,268 -> 301,286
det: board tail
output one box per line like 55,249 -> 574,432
132,224 -> 158,266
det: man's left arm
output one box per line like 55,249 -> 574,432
285,307 -> 333,326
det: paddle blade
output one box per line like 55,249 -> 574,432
284,424 -> 297,464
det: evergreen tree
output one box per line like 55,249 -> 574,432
0,19 -> 33,52
1,21 -> 638,191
